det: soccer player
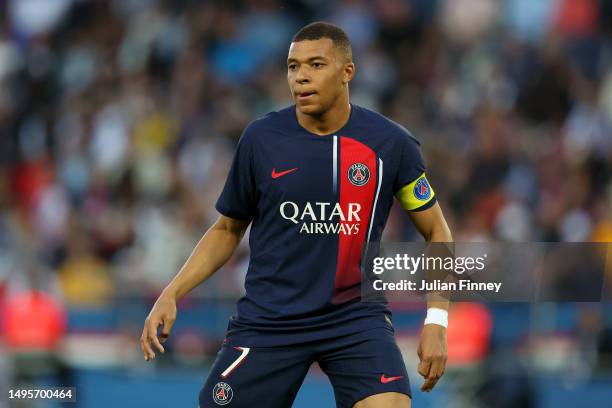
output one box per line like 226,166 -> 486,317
141,22 -> 452,408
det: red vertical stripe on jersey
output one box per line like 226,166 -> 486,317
333,136 -> 377,304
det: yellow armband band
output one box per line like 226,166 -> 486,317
396,173 -> 435,211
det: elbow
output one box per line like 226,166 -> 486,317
213,215 -> 250,240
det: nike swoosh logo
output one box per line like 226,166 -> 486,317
271,167 -> 298,179
380,374 -> 404,384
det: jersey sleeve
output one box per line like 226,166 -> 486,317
393,131 -> 437,212
215,127 -> 258,220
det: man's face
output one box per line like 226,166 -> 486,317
287,38 -> 353,115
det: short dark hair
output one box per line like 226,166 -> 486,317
292,22 -> 353,62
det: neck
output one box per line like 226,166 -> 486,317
296,92 -> 351,136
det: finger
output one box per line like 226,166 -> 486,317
159,316 -> 175,343
417,360 -> 431,378
422,358 -> 446,392
139,337 -> 148,360
428,357 -> 446,380
147,319 -> 165,354
421,376 -> 438,392
140,325 -> 155,361
141,338 -> 155,361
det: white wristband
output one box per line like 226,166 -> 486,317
424,307 -> 448,328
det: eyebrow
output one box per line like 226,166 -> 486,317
287,56 -> 329,64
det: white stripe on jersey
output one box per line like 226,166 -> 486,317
366,158 -> 383,245
333,135 -> 338,193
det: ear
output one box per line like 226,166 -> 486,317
342,62 -> 355,84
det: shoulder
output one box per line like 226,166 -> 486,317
243,105 -> 294,137
238,106 -> 294,149
353,105 -> 421,147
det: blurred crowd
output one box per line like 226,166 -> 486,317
0,0 -> 611,309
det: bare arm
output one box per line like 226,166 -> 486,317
408,202 -> 452,242
408,202 -> 453,311
407,202 -> 453,392
163,215 -> 251,301
140,214 -> 250,361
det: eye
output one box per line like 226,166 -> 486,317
288,64 -> 297,71
313,62 -> 324,68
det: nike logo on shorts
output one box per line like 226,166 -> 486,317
380,374 -> 404,384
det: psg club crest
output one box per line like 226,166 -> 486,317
212,382 -> 233,405
414,177 -> 431,201
348,163 -> 370,186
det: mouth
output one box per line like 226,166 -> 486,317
296,91 -> 316,101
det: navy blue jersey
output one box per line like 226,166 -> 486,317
216,104 -> 436,346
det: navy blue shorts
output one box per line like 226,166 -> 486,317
198,326 -> 411,408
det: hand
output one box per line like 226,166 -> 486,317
140,293 -> 177,361
417,324 -> 448,392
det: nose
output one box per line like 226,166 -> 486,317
295,66 -> 309,84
